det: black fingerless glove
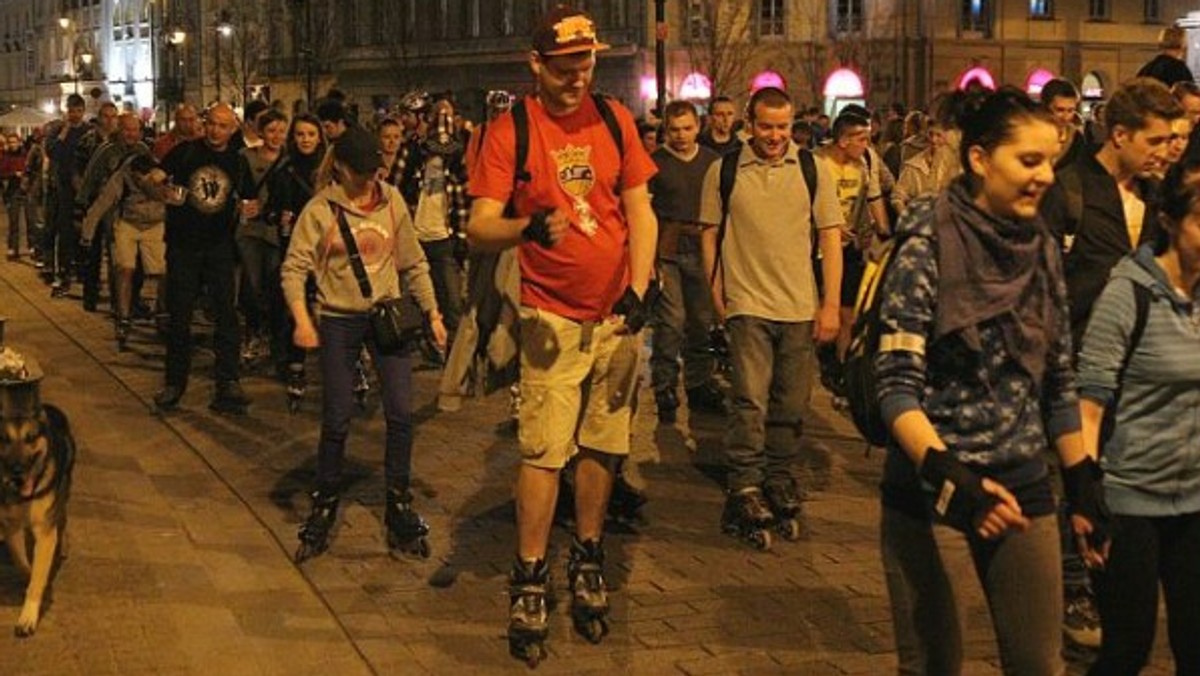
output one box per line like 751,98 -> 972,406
521,210 -> 554,248
612,286 -> 648,334
919,448 -> 998,524
1062,457 -> 1110,549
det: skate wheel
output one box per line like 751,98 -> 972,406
751,529 -> 772,551
417,538 -> 431,559
510,639 -> 547,668
777,519 -> 802,541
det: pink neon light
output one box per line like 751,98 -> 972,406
1026,68 -> 1056,96
679,72 -> 712,100
751,70 -> 785,92
957,67 -> 996,91
823,68 -> 864,98
640,76 -> 658,100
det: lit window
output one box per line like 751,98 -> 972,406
1030,0 -> 1053,19
961,0 -> 992,37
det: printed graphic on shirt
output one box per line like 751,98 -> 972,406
553,143 -> 599,236
187,164 -> 233,215
328,219 -> 391,273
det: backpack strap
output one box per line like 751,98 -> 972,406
1059,163 -> 1084,235
799,148 -> 818,209
1116,281 -> 1152,388
512,99 -> 530,188
592,93 -> 625,191
711,150 -> 741,286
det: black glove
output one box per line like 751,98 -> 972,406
521,210 -> 554,248
1062,457 -> 1110,551
919,448 -> 998,526
612,286 -> 648,334
643,277 -> 663,313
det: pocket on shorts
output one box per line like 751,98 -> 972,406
605,334 -> 640,411
516,382 -> 553,463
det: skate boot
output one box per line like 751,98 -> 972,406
285,363 -> 306,414
508,557 -> 550,667
115,317 -> 132,352
384,487 -> 431,558
721,487 -> 775,551
763,478 -> 804,541
607,464 -> 647,524
654,388 -> 678,424
294,490 -> 339,563
209,379 -> 250,415
567,536 -> 610,644
353,358 -> 370,411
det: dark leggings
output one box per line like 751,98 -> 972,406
1089,511 -> 1200,676
316,314 -> 415,494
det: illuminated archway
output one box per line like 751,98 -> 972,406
1026,68 -> 1056,96
957,66 -> 996,91
679,72 -> 712,100
822,67 -> 866,117
750,70 -> 786,92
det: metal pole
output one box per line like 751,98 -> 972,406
654,0 -> 666,119
150,0 -> 158,121
215,25 -> 221,102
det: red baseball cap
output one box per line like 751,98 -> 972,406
532,5 -> 610,57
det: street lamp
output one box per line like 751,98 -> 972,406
165,28 -> 187,123
75,49 -> 93,95
214,10 -> 232,102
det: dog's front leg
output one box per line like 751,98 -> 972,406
15,523 -> 57,637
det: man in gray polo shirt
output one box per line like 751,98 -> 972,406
699,86 -> 843,549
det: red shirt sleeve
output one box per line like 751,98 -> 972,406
468,111 -> 517,204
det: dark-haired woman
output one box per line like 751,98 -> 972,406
874,87 -> 1105,674
282,127 -> 446,562
1077,158 -> 1200,675
265,114 -> 325,398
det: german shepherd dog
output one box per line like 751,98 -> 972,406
0,404 -> 74,637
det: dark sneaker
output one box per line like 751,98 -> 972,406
1063,589 -> 1101,649
686,382 -> 727,415
153,385 -> 185,411
655,388 -> 679,424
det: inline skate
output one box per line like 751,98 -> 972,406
764,478 -> 804,541
285,363 -> 306,414
721,487 -> 774,551
508,557 -> 550,667
115,317 -> 132,352
608,462 -> 647,524
384,487 -> 431,558
567,537 -> 609,644
294,490 -> 339,563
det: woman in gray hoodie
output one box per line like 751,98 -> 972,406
282,127 -> 446,563
1076,155 -> 1200,675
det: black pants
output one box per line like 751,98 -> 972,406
45,189 -> 77,282
1089,511 -> 1200,676
420,238 -> 462,334
81,218 -> 113,306
165,240 -> 240,389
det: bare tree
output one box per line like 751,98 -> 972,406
787,2 -> 899,109
683,0 -> 756,99
217,4 -> 268,106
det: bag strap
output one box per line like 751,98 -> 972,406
710,150 -> 741,287
1115,280 -> 1152,391
799,148 -> 818,209
329,200 -> 373,300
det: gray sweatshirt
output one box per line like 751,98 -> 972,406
1077,246 -> 1200,517
280,181 -> 437,318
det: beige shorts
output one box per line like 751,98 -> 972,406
517,306 -> 640,469
113,219 -> 165,275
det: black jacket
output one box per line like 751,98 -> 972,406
1039,150 -> 1161,348
1136,54 -> 1196,88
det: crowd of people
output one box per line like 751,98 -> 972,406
2,6 -> 1198,673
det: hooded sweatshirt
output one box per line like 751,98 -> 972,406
1077,245 -> 1200,517
280,180 -> 437,318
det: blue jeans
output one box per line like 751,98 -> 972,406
420,238 -> 462,333
650,245 -> 716,394
316,314 -> 415,493
724,316 -> 815,491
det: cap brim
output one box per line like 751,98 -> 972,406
539,42 -> 611,57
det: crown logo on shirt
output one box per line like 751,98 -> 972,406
551,144 -> 591,169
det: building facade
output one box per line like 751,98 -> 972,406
2,1 -> 1199,125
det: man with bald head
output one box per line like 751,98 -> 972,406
154,104 -> 201,161
155,103 -> 254,414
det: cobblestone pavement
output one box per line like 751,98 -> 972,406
0,239 -> 1175,674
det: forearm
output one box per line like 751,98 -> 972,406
700,226 -> 724,318
890,409 -> 946,468
817,228 -> 842,310
288,298 -> 313,329
1079,398 -> 1105,460
465,201 -> 528,252
625,201 -> 657,295
870,198 -> 890,237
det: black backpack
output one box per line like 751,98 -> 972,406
842,229 -> 929,447
509,93 -> 624,207
711,147 -> 819,283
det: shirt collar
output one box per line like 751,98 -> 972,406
739,142 -> 799,168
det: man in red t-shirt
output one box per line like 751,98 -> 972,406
467,5 -> 657,664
